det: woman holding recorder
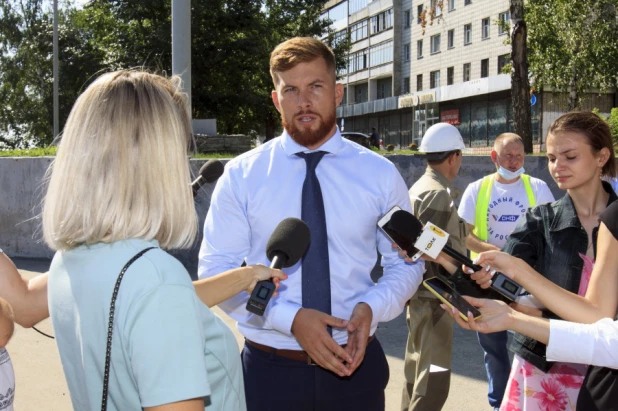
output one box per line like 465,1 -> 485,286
444,111 -> 618,410
445,197 -> 618,410
0,70 -> 287,411
398,111 -> 617,410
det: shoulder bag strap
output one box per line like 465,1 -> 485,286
101,246 -> 156,411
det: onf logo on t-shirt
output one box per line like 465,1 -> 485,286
491,214 -> 520,222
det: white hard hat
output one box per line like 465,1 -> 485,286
419,123 -> 465,153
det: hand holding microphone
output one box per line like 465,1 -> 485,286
245,218 -> 311,316
386,210 -> 523,302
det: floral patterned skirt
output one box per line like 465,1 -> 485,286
500,354 -> 588,411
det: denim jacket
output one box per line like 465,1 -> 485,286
503,181 -> 617,372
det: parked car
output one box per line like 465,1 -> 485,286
341,131 -> 371,149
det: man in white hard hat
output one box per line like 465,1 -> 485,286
457,133 -> 554,411
401,123 -> 469,411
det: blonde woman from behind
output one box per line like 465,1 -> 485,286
43,71 -> 246,411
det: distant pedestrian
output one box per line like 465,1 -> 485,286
370,127 -> 380,149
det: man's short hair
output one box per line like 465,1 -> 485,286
270,37 -> 336,86
493,133 -> 523,150
426,150 -> 461,165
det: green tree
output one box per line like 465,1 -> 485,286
510,0 -> 533,153
0,0 -> 348,147
0,0 -> 107,148
526,0 -> 618,111
594,107 -> 618,147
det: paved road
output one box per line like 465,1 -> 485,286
9,258 -> 496,411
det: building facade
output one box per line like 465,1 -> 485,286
324,0 -> 615,150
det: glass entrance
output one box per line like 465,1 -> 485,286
412,102 -> 440,146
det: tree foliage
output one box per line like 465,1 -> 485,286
0,0 -> 349,147
526,0 -> 618,110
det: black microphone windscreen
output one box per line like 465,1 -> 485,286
266,218 -> 311,268
199,159 -> 225,183
390,210 -> 423,240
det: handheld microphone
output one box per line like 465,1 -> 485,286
246,218 -> 311,316
390,210 -> 523,302
191,159 -> 225,197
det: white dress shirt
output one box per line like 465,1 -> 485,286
547,318 -> 618,369
198,128 -> 424,349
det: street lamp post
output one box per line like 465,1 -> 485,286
172,0 -> 191,117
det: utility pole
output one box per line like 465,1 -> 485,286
172,0 -> 191,116
53,0 -> 59,139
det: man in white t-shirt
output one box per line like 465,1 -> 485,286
458,133 -> 554,411
0,294 -> 15,411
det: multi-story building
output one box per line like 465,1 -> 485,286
324,0 -> 615,149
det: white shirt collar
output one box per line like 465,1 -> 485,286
280,126 -> 345,157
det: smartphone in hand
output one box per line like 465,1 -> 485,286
423,276 -> 482,321
377,205 -> 416,255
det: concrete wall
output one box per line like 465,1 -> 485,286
0,155 -> 562,276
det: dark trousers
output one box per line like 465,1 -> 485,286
241,337 -> 390,411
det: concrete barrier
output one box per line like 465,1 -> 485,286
0,155 -> 563,276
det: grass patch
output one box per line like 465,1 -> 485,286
192,152 -> 240,159
0,147 -> 58,157
0,147 -> 239,159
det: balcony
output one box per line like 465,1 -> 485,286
337,95 -> 399,118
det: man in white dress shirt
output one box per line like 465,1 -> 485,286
198,37 -> 424,411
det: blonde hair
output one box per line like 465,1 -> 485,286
43,71 -> 197,250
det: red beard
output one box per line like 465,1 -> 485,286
282,110 -> 336,148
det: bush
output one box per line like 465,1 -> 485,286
386,144 -> 395,152
408,143 -> 418,151
593,108 -> 618,149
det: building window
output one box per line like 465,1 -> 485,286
403,77 -> 411,94
431,0 -> 442,16
465,0 -> 471,4
350,19 -> 369,42
322,2 -> 347,27
481,58 -> 489,78
404,43 -> 411,61
417,39 -> 423,58
369,40 -> 393,67
448,29 -> 454,49
417,74 -> 423,91
405,9 -> 411,28
497,53 -> 511,74
499,11 -> 510,35
354,83 -> 369,103
482,18 -> 490,39
447,66 -> 454,85
463,63 -> 471,81
430,34 -> 441,54
430,70 -> 441,88
332,29 -> 348,47
348,48 -> 369,73
370,8 -> 393,35
349,0 -> 369,15
448,0 -> 455,11
464,24 -> 472,45
377,77 -> 392,99
417,4 -> 423,24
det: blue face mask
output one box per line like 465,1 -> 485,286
497,165 -> 525,180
